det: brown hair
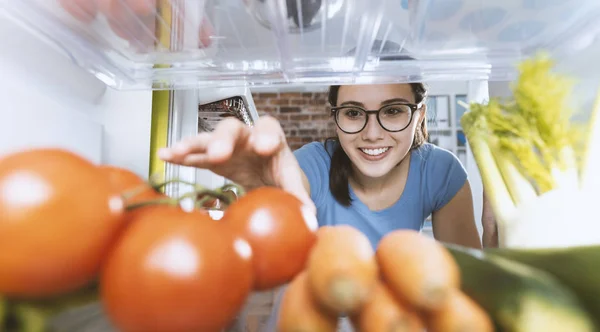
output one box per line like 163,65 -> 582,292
326,83 -> 429,206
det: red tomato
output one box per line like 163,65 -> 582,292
0,149 -> 124,298
124,0 -> 157,17
221,186 -> 318,291
98,0 -> 155,20
99,166 -> 163,200
100,0 -> 156,48
99,165 -> 166,223
199,18 -> 214,48
98,0 -> 212,49
59,0 -> 99,23
101,205 -> 254,332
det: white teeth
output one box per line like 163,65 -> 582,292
360,147 -> 389,156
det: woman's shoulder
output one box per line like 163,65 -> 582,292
293,141 -> 330,158
293,140 -> 334,207
413,143 -> 468,211
293,140 -> 338,160
413,143 -> 463,169
292,140 -> 334,179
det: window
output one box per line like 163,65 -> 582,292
426,95 -> 450,130
455,94 -> 467,127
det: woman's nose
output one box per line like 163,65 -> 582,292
361,114 -> 385,141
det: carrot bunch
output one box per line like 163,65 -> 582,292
277,226 -> 493,332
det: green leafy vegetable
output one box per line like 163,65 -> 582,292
460,53 -> 591,236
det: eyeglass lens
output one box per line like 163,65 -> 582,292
335,104 -> 413,133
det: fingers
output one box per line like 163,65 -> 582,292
158,132 -> 211,164
249,116 -> 287,156
205,117 -> 249,162
158,117 -> 250,166
247,117 -> 314,211
163,115 -> 286,165
159,116 -> 317,215
275,149 -> 317,215
284,177 -> 316,216
164,151 -> 212,169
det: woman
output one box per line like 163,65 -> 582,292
160,81 -> 482,331
159,82 -> 482,248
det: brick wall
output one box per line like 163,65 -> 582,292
252,92 -> 337,151
197,92 -> 336,151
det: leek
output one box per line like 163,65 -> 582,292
461,53 -> 600,249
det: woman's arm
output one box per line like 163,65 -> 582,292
431,180 -> 483,249
160,116 -> 315,212
481,191 -> 499,248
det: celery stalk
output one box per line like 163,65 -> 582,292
494,154 -> 538,206
467,136 -> 516,224
460,104 -> 518,228
460,53 -> 593,249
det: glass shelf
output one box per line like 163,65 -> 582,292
5,0 -> 600,90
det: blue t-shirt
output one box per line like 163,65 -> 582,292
293,141 -> 467,249
264,141 -> 469,332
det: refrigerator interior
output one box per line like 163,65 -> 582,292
0,10 -> 153,178
5,0 -> 600,90
5,1 -> 600,331
6,0 -> 600,182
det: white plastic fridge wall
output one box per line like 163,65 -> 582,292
0,12 -> 153,176
5,0 -> 600,90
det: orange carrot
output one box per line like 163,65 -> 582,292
351,281 -> 425,332
376,230 -> 460,311
426,288 -> 494,332
277,272 -> 338,332
306,225 -> 378,315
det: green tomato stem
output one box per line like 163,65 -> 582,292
120,182 -> 158,201
123,179 -> 245,213
152,178 -> 199,191
183,189 -> 235,206
124,197 -> 180,211
221,182 -> 246,197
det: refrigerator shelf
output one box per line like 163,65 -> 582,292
4,0 -> 600,90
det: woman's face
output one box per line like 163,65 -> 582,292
335,84 -> 425,179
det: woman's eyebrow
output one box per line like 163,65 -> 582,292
381,98 -> 410,105
339,101 -> 364,107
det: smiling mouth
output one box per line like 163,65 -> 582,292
359,147 -> 390,156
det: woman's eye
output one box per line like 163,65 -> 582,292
345,109 -> 363,117
383,106 -> 409,115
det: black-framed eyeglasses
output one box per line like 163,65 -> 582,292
331,102 -> 423,134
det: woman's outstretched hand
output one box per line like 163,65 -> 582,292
158,116 -> 315,213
